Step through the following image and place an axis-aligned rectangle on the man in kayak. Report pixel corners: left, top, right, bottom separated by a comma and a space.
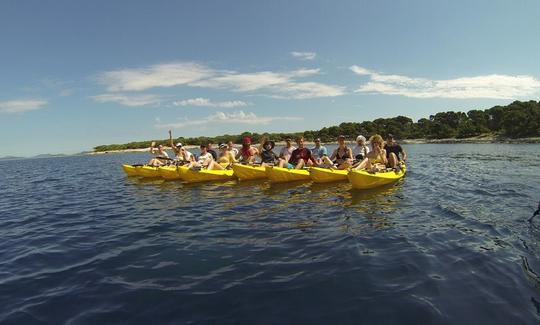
187, 144, 214, 169
277, 137, 296, 167
384, 134, 407, 171
322, 135, 353, 169
352, 135, 370, 162
310, 138, 328, 166
169, 130, 193, 164
236, 137, 258, 164
279, 136, 316, 169
148, 141, 170, 167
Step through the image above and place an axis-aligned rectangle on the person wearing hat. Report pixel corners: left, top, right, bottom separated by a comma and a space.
147, 141, 170, 167
207, 143, 237, 170
259, 139, 278, 166
169, 130, 193, 164
310, 138, 328, 166
352, 135, 370, 163
236, 137, 259, 164
353, 134, 388, 173
384, 134, 406, 171
187, 143, 214, 169
322, 135, 353, 169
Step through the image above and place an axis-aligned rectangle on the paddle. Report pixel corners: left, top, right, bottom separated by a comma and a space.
528, 200, 540, 222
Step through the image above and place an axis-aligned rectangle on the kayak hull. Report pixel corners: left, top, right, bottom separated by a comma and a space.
232, 164, 267, 181
348, 165, 406, 189
138, 166, 161, 178
183, 168, 236, 183
158, 166, 184, 180
309, 167, 349, 183
122, 164, 141, 176
265, 166, 311, 183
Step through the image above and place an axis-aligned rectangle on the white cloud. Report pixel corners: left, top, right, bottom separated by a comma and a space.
91, 94, 165, 107
291, 51, 317, 60
97, 62, 344, 99
0, 99, 47, 113
98, 62, 214, 92
350, 65, 540, 99
173, 97, 249, 108
156, 110, 302, 128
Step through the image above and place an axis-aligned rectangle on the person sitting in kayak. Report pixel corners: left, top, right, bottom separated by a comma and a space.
322, 135, 353, 169
353, 134, 388, 173
228, 141, 239, 157
279, 136, 316, 169
207, 143, 237, 170
236, 137, 258, 164
259, 139, 278, 166
207, 141, 218, 160
277, 137, 296, 167
352, 135, 370, 162
384, 134, 407, 171
187, 144, 214, 169
148, 141, 170, 167
168, 130, 193, 164
310, 138, 328, 166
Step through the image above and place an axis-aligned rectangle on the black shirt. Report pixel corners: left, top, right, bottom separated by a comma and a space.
384, 144, 403, 160
261, 150, 277, 163
208, 149, 218, 160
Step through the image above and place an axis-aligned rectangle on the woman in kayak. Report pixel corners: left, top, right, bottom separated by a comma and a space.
168, 130, 193, 164
207, 143, 237, 170
322, 135, 353, 169
259, 139, 278, 166
236, 137, 259, 164
187, 144, 214, 169
279, 136, 316, 169
352, 135, 370, 162
148, 141, 170, 167
353, 134, 388, 173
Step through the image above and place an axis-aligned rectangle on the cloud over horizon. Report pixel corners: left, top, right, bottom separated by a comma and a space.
290, 51, 317, 60
0, 99, 48, 113
156, 110, 302, 128
90, 94, 166, 107
173, 98, 249, 108
350, 65, 540, 99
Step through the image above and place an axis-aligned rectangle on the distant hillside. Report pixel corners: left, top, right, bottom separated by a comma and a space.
93, 100, 540, 152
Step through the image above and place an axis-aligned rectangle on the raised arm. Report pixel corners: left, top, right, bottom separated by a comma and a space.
150, 141, 156, 153
401, 146, 407, 161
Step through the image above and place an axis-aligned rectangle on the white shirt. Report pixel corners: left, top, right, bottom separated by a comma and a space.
230, 147, 239, 157
152, 149, 169, 158
279, 146, 296, 161
352, 144, 370, 159
197, 152, 213, 164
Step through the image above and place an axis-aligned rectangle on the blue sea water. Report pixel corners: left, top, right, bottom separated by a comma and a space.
1, 144, 540, 324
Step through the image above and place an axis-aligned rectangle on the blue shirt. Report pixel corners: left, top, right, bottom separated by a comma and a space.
310, 145, 327, 159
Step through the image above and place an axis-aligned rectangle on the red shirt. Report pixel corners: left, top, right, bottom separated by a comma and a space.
288, 148, 315, 165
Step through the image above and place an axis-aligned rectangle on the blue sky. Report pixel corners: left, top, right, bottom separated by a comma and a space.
1, 0, 540, 156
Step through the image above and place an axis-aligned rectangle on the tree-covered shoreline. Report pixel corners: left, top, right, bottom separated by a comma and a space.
94, 100, 540, 152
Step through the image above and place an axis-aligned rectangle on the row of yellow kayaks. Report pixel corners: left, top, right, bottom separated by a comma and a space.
122, 164, 406, 189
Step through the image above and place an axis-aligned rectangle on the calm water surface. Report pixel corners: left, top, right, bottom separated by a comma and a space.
1, 144, 540, 324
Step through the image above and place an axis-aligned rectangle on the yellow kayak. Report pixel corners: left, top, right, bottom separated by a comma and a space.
265, 166, 311, 183
138, 165, 161, 178
232, 164, 267, 181
183, 168, 236, 183
122, 164, 142, 176
158, 166, 184, 180
348, 165, 407, 189
309, 167, 349, 183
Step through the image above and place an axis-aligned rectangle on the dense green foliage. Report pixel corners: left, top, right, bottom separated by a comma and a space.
94, 100, 540, 151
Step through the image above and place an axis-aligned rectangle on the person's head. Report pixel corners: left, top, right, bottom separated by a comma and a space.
227, 141, 234, 148
338, 135, 346, 146
243, 137, 252, 147
314, 138, 321, 147
175, 142, 183, 149
207, 142, 214, 149
356, 135, 366, 146
263, 140, 275, 151
199, 144, 208, 153
370, 134, 384, 150
157, 144, 164, 151
285, 137, 292, 147
296, 136, 304, 148
219, 143, 228, 153
386, 134, 395, 145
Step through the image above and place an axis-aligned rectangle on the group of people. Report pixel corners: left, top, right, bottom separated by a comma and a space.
148, 131, 407, 173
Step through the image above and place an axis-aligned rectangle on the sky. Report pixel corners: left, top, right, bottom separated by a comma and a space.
1, 0, 540, 157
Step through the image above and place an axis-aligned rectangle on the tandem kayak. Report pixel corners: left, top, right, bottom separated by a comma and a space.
138, 165, 161, 178
182, 168, 236, 183
265, 166, 311, 183
231, 164, 267, 181
158, 166, 185, 180
309, 167, 349, 183
122, 164, 142, 176
348, 165, 406, 189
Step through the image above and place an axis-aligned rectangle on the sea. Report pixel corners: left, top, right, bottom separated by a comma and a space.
1, 144, 540, 324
